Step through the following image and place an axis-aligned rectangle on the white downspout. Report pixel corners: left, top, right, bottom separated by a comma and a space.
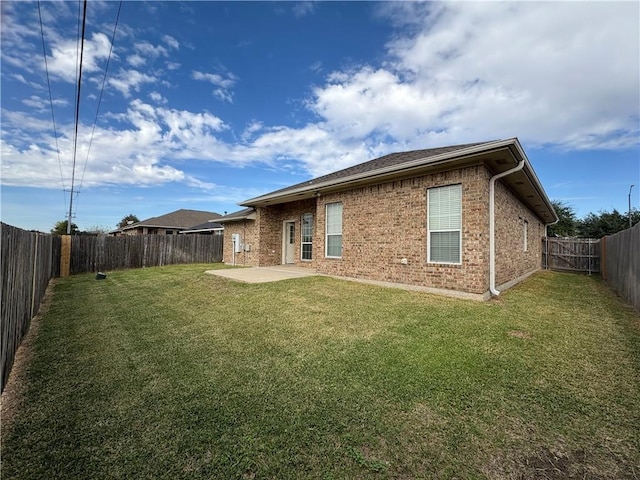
489, 159, 525, 296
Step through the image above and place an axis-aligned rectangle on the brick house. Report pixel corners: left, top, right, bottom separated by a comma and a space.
110, 209, 222, 236
217, 138, 557, 300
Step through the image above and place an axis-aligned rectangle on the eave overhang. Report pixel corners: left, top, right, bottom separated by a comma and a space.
240, 138, 558, 224
216, 210, 257, 223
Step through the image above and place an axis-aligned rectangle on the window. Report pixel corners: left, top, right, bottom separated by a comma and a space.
427, 184, 462, 264
301, 213, 313, 261
523, 220, 528, 252
325, 202, 342, 258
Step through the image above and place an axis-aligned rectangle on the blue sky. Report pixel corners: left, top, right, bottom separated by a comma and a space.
1, 1, 639, 232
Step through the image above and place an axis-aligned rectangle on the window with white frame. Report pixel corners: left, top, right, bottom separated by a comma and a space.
427, 184, 462, 264
301, 213, 313, 261
325, 202, 342, 258
523, 219, 528, 252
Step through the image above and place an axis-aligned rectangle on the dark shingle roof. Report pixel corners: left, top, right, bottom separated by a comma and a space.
216, 208, 256, 223
123, 209, 221, 230
262, 142, 489, 198
182, 221, 223, 232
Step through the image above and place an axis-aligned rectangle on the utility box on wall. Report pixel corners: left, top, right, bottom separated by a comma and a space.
231, 233, 242, 253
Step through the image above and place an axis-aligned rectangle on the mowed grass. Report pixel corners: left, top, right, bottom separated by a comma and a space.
2, 265, 639, 479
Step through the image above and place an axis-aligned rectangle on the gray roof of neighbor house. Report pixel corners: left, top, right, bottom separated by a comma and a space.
216, 208, 256, 223
121, 209, 222, 231
239, 138, 558, 224
180, 221, 224, 233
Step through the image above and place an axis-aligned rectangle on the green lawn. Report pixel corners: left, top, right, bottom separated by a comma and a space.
2, 265, 639, 479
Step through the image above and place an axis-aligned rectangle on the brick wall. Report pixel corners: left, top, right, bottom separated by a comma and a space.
229, 164, 546, 296
221, 219, 259, 266
310, 164, 491, 294
256, 199, 316, 267
494, 181, 544, 286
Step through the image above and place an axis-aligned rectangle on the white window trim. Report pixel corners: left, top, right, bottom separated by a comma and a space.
325, 202, 342, 259
301, 213, 313, 262
427, 184, 462, 265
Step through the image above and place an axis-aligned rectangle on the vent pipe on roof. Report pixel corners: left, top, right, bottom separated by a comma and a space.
489, 158, 525, 296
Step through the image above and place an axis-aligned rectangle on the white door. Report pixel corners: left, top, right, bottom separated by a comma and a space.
284, 221, 295, 264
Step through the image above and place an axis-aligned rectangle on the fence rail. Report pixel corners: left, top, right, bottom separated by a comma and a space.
2, 227, 223, 392
543, 237, 600, 273
70, 234, 223, 274
1, 223, 60, 392
601, 223, 640, 312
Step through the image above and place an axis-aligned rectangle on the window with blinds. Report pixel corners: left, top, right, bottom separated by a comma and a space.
427, 184, 462, 264
301, 213, 313, 260
325, 202, 342, 258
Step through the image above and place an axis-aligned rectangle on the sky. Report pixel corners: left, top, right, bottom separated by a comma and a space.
1, 1, 639, 233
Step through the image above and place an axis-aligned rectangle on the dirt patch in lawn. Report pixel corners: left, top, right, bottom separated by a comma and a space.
486, 446, 635, 480
1, 280, 56, 444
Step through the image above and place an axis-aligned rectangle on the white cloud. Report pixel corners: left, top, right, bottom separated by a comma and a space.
1, 100, 229, 189
192, 70, 237, 103
192, 70, 236, 89
149, 91, 167, 104
127, 54, 146, 67
46, 32, 113, 83
134, 41, 168, 59
307, 1, 639, 153
21, 95, 68, 110
108, 69, 157, 97
1, 1, 638, 194
162, 34, 179, 50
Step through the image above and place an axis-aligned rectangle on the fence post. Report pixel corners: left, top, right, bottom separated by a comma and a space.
60, 235, 71, 277
600, 237, 607, 280
31, 233, 39, 318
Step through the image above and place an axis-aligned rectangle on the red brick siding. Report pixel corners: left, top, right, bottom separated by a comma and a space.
310, 165, 491, 294
222, 219, 259, 266
494, 181, 544, 286
223, 164, 545, 296
256, 199, 317, 267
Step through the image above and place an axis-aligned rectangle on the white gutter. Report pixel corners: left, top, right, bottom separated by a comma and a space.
489, 157, 525, 296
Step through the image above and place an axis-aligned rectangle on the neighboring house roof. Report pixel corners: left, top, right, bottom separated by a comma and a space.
180, 221, 224, 233
240, 138, 557, 224
121, 209, 222, 231
216, 208, 257, 223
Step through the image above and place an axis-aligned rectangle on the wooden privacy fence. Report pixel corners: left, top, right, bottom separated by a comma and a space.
601, 223, 640, 312
542, 237, 600, 274
1, 223, 61, 392
69, 234, 223, 274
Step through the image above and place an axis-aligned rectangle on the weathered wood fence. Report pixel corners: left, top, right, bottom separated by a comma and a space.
69, 234, 223, 274
1, 223, 61, 392
2, 226, 223, 393
601, 223, 640, 312
542, 237, 601, 274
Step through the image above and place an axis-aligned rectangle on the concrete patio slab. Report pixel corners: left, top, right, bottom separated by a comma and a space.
205, 265, 318, 284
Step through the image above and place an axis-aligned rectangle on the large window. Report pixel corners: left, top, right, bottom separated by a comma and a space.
301, 213, 313, 261
427, 184, 462, 264
325, 202, 342, 258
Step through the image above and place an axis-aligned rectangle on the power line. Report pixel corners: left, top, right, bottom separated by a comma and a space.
67, 0, 87, 235
37, 0, 67, 213
78, 0, 123, 191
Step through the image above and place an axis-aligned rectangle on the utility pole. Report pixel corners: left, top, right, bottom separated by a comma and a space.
629, 184, 635, 229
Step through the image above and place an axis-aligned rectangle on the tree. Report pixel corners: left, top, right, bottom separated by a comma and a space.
577, 208, 640, 238
51, 220, 79, 235
547, 200, 578, 237
117, 214, 139, 228
84, 225, 110, 235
